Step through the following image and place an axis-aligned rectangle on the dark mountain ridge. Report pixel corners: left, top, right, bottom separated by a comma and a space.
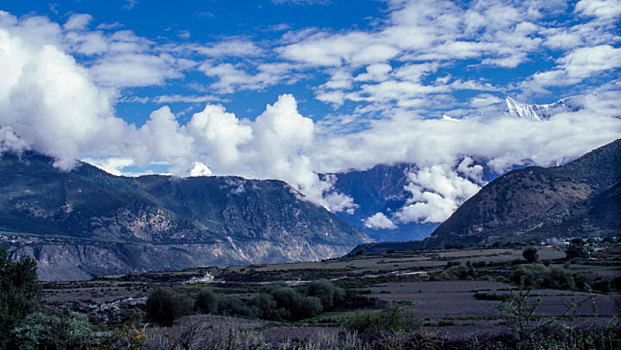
427, 138, 621, 246
351, 139, 620, 253
0, 151, 370, 280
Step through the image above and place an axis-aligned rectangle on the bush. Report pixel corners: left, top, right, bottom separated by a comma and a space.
218, 297, 257, 318
145, 288, 191, 326
305, 279, 344, 310
345, 303, 421, 333
472, 260, 487, 268
438, 264, 477, 280
523, 247, 539, 263
566, 243, 590, 259
270, 286, 323, 320
12, 310, 95, 350
545, 267, 574, 289
195, 288, 218, 314
0, 247, 41, 347
512, 264, 576, 290
249, 293, 284, 320
445, 260, 462, 269
512, 264, 549, 287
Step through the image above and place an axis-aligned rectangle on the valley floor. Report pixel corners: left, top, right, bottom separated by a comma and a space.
35, 243, 621, 349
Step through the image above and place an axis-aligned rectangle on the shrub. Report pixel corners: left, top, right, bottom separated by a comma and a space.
523, 247, 539, 263
248, 293, 283, 320
512, 264, 576, 290
269, 285, 323, 320
472, 260, 487, 268
566, 244, 590, 259
345, 304, 421, 333
592, 277, 612, 293
445, 260, 462, 269
512, 264, 549, 287
438, 264, 477, 280
145, 288, 191, 326
305, 279, 344, 310
12, 310, 95, 350
217, 297, 256, 318
0, 247, 41, 346
545, 267, 574, 289
195, 288, 218, 314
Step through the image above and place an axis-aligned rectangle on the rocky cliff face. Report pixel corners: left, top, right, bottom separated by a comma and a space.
0, 152, 370, 281
427, 139, 621, 246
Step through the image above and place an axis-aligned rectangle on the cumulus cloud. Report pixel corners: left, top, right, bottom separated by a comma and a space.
1, 4, 620, 227
277, 0, 620, 113
0, 27, 125, 169
364, 212, 397, 229
90, 53, 183, 87
82, 157, 134, 176
0, 25, 353, 211
523, 45, 621, 92
198, 62, 298, 93
190, 162, 212, 177
0, 126, 30, 154
395, 165, 481, 223
575, 0, 621, 19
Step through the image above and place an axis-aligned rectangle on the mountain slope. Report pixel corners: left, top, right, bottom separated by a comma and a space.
0, 152, 370, 280
329, 96, 586, 242
326, 163, 438, 242
427, 139, 621, 246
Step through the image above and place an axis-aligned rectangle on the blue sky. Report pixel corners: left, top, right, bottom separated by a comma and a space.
0, 0, 620, 227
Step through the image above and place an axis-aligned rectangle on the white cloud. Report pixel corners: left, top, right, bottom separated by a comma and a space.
354, 63, 392, 82
525, 45, 621, 89
82, 157, 134, 176
0, 126, 30, 154
190, 162, 212, 177
198, 62, 297, 93
311, 93, 621, 178
123, 0, 138, 10
64, 14, 92, 31
395, 165, 481, 223
187, 104, 253, 168
364, 212, 397, 229
470, 94, 502, 108
90, 53, 183, 88
575, 0, 621, 19
1, 4, 620, 226
152, 94, 220, 104
560, 45, 621, 79
189, 39, 263, 57
0, 27, 125, 169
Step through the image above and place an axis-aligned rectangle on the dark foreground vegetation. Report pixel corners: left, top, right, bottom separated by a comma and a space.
1, 238, 620, 349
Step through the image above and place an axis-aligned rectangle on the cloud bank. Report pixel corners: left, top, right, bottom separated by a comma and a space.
0, 1, 620, 226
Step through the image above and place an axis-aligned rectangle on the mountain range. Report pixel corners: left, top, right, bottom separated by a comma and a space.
0, 152, 370, 280
1, 96, 617, 280
352, 138, 620, 254
427, 138, 620, 246
329, 96, 584, 241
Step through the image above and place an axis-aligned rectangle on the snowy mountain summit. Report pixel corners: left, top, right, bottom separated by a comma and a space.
503, 96, 582, 121
462, 96, 585, 121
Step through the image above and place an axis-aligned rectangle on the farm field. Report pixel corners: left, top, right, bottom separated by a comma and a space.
33, 243, 621, 348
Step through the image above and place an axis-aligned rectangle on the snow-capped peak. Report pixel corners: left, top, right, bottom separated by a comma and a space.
504, 96, 583, 121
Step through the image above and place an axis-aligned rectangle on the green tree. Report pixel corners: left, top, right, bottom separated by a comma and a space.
12, 310, 95, 350
0, 246, 41, 347
145, 288, 191, 326
522, 247, 539, 263
306, 279, 344, 310
195, 288, 218, 314
566, 243, 590, 259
